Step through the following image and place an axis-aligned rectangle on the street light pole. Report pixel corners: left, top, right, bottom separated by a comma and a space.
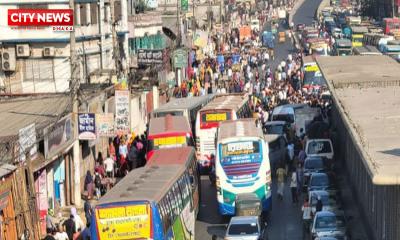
69, 0, 81, 208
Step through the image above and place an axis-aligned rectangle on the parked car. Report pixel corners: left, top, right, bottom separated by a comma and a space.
303, 157, 330, 190
265, 134, 287, 174
224, 216, 266, 240
310, 211, 350, 240
308, 190, 340, 216
305, 139, 334, 161
308, 172, 338, 196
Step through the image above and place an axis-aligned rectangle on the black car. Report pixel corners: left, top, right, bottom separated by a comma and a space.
303, 157, 330, 190
308, 172, 338, 197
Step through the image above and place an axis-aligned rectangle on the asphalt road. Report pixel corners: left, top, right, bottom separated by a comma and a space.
194, 0, 322, 239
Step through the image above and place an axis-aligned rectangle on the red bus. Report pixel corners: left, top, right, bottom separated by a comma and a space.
383, 18, 400, 35
146, 115, 194, 160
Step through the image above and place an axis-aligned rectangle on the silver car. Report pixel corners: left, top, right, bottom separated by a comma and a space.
224, 216, 265, 240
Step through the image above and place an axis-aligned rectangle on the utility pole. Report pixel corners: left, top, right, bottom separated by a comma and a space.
208, 0, 212, 31
70, 0, 81, 208
110, 0, 122, 79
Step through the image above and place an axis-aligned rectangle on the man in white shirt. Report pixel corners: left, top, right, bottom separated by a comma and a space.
104, 154, 115, 178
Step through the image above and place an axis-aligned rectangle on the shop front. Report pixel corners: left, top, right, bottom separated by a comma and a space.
0, 165, 18, 240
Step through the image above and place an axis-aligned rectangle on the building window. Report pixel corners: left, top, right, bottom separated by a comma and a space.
80, 4, 88, 26
114, 0, 122, 22
19, 4, 48, 9
90, 3, 98, 24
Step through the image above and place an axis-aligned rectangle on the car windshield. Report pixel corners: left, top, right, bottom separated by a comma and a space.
310, 194, 329, 206
228, 223, 259, 235
307, 141, 332, 154
272, 114, 294, 124
265, 124, 284, 135
310, 174, 329, 187
305, 159, 324, 169
316, 215, 346, 229
304, 71, 327, 86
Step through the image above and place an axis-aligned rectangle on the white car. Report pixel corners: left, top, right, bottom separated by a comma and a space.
305, 139, 334, 160
224, 216, 265, 240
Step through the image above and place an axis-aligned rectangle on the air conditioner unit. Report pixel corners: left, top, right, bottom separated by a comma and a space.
43, 47, 55, 57
1, 48, 16, 72
16, 44, 30, 57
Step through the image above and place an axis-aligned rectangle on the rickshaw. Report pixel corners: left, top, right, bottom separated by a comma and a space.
278, 31, 286, 43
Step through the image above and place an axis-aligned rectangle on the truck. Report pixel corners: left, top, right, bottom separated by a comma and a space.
350, 26, 368, 47
262, 31, 275, 49
334, 38, 352, 56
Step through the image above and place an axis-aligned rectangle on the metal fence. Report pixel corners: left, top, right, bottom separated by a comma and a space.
331, 103, 400, 240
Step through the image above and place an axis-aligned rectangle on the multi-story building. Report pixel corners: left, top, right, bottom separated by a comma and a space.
0, 0, 129, 94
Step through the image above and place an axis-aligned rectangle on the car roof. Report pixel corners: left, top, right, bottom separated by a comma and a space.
305, 156, 324, 161
311, 172, 328, 177
229, 216, 259, 224
315, 210, 336, 217
309, 190, 329, 196
265, 121, 286, 125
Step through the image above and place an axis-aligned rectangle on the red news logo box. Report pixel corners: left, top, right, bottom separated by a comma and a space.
8, 9, 73, 26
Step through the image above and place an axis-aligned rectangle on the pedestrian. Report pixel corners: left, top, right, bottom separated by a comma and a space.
296, 163, 304, 195
94, 171, 102, 199
290, 171, 298, 203
302, 197, 312, 237
84, 199, 92, 225
80, 223, 91, 240
46, 209, 56, 233
104, 153, 115, 178
316, 195, 323, 212
44, 228, 56, 240
71, 207, 85, 234
84, 171, 94, 200
62, 215, 75, 240
54, 224, 69, 240
276, 164, 286, 200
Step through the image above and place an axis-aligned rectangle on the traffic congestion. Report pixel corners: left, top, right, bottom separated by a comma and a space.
84, 0, 399, 239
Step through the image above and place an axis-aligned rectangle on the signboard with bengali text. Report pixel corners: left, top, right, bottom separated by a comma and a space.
115, 90, 130, 134
95, 204, 151, 240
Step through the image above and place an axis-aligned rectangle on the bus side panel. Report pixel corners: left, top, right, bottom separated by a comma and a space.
152, 203, 165, 240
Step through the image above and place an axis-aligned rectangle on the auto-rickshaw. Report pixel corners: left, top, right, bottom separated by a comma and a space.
235, 193, 262, 216
278, 31, 286, 43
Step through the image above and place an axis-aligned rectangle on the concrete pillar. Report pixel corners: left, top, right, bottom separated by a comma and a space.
75, 4, 81, 26
86, 3, 91, 25
99, 0, 106, 69
120, 0, 129, 73
152, 85, 159, 110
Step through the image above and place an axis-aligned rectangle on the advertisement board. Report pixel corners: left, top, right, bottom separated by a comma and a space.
115, 90, 130, 134
78, 113, 96, 140
95, 204, 151, 240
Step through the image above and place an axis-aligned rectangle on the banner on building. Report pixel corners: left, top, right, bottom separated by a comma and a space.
137, 49, 164, 65
96, 113, 115, 137
193, 30, 209, 48
19, 123, 37, 162
181, 0, 189, 12
173, 48, 188, 69
115, 90, 130, 134
78, 113, 96, 140
35, 169, 48, 235
44, 114, 74, 159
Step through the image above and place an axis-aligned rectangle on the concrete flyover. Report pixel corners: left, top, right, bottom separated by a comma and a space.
317, 55, 400, 240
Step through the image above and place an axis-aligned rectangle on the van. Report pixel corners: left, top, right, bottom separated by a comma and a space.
305, 139, 334, 160
265, 134, 287, 172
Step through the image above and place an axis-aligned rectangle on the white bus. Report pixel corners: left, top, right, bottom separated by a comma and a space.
195, 93, 251, 171
215, 119, 272, 215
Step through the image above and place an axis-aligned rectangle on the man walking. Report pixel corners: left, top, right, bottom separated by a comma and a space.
276, 163, 286, 200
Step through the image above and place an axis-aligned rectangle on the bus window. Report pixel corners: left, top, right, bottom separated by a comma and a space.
173, 183, 183, 212
155, 111, 184, 118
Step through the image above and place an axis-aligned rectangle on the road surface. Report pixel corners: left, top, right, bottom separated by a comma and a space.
194, 0, 322, 239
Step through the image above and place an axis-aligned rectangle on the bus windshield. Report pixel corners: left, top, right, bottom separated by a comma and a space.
154, 111, 184, 117
303, 71, 327, 87
307, 141, 332, 155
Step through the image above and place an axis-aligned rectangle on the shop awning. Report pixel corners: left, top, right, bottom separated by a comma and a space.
0, 164, 17, 179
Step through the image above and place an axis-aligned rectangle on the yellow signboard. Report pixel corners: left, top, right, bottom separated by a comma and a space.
305, 65, 320, 72
205, 113, 227, 122
154, 136, 186, 146
96, 205, 151, 240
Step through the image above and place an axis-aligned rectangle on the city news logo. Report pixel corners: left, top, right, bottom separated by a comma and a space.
8, 9, 74, 31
